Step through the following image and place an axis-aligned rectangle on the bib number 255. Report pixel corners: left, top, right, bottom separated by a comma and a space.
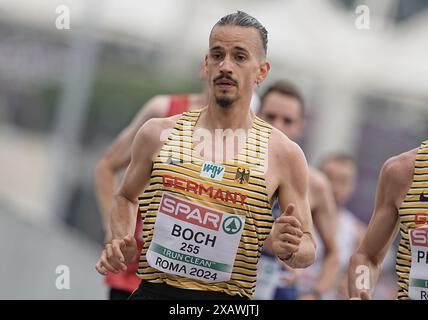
180, 242, 200, 254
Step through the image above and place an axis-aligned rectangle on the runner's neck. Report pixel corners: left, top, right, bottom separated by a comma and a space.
199, 104, 255, 132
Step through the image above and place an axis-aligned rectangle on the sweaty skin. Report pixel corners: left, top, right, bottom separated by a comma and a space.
348, 149, 416, 299
96, 24, 316, 276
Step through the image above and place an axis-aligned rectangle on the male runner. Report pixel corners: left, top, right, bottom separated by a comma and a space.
257, 80, 339, 300
95, 70, 260, 300
348, 142, 428, 300
319, 153, 365, 299
95, 11, 316, 300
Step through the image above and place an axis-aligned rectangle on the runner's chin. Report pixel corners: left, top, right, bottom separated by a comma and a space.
215, 91, 239, 108
216, 97, 234, 108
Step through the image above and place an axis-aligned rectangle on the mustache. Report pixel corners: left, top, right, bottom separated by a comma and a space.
213, 74, 238, 86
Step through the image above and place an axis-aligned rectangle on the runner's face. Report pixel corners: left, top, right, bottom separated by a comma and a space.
321, 160, 357, 207
206, 25, 268, 108
258, 92, 304, 141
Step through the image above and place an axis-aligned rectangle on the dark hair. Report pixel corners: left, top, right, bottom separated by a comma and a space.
212, 11, 268, 55
260, 80, 305, 116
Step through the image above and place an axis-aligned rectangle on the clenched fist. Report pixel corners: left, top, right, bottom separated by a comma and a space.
271, 204, 303, 262
95, 235, 137, 275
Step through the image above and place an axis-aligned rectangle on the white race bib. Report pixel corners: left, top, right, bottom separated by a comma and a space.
147, 192, 246, 282
408, 226, 428, 300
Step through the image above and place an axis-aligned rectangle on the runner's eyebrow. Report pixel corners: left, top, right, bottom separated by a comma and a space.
209, 46, 224, 52
209, 46, 249, 55
234, 46, 249, 55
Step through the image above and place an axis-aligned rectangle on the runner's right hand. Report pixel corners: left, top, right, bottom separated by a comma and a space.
271, 204, 303, 261
95, 235, 137, 275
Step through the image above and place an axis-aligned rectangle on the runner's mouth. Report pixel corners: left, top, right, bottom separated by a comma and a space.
214, 77, 237, 89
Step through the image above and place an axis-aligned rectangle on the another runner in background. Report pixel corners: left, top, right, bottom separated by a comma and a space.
257, 80, 339, 300
319, 153, 365, 299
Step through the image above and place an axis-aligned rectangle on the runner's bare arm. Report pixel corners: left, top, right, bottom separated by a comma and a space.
302, 170, 340, 298
271, 132, 316, 268
110, 117, 170, 240
94, 96, 169, 236
95, 117, 173, 275
348, 154, 412, 298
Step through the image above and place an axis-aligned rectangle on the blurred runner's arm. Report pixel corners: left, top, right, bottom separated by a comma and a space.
94, 96, 169, 236
303, 172, 340, 299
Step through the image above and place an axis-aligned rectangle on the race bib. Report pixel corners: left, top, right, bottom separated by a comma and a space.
408, 226, 428, 300
147, 192, 246, 282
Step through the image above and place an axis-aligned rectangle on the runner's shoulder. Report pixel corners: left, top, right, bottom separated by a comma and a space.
269, 127, 306, 163
133, 115, 181, 151
268, 127, 308, 178
381, 148, 417, 188
143, 94, 171, 117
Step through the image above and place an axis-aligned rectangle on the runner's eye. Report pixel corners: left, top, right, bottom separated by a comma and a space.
265, 113, 276, 121
235, 54, 247, 62
210, 52, 223, 61
282, 117, 296, 125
